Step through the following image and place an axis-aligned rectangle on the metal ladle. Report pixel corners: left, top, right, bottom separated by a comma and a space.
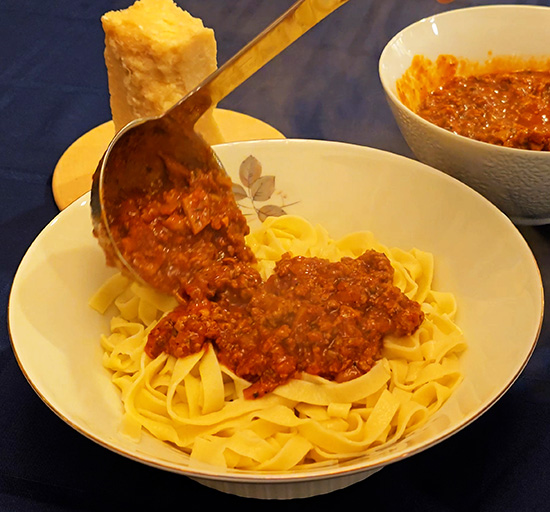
91, 0, 350, 290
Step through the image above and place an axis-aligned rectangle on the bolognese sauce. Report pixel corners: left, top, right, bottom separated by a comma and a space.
103, 156, 260, 302
99, 152, 424, 399
416, 69, 550, 150
146, 250, 424, 399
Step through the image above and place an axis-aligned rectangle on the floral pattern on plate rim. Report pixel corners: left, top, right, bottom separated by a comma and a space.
232, 154, 298, 223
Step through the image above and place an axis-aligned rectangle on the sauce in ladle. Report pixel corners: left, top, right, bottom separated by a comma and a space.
105, 155, 259, 302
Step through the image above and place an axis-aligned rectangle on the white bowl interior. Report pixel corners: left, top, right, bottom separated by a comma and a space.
8, 139, 543, 498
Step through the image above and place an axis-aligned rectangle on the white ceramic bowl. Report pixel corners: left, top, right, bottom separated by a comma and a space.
8, 139, 543, 499
379, 4, 550, 225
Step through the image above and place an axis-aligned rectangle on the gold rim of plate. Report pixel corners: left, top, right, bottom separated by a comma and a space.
51, 108, 286, 210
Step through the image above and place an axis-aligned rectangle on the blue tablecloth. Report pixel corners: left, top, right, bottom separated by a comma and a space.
1, 1, 549, 510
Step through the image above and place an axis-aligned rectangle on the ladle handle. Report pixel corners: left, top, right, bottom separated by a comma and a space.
168, 0, 350, 122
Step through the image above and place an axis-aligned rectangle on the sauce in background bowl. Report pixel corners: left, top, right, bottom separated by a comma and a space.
398, 54, 550, 150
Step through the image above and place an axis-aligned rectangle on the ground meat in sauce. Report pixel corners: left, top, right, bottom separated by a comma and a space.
98, 150, 425, 399
105, 158, 259, 302
146, 250, 424, 399
416, 70, 550, 150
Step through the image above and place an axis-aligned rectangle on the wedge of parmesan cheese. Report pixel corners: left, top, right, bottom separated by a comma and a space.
102, 0, 223, 143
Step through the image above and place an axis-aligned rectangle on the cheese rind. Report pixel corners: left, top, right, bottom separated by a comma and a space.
102, 0, 222, 143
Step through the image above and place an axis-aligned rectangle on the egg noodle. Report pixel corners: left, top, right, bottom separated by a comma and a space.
89, 215, 466, 471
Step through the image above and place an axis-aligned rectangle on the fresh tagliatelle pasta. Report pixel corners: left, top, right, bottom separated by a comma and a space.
89, 215, 466, 471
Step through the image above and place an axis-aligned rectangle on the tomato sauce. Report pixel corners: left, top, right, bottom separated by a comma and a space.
100, 151, 424, 399
105, 156, 259, 302
416, 70, 550, 150
146, 250, 424, 399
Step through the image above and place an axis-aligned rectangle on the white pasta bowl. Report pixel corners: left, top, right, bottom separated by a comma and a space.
379, 4, 550, 225
8, 139, 543, 499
